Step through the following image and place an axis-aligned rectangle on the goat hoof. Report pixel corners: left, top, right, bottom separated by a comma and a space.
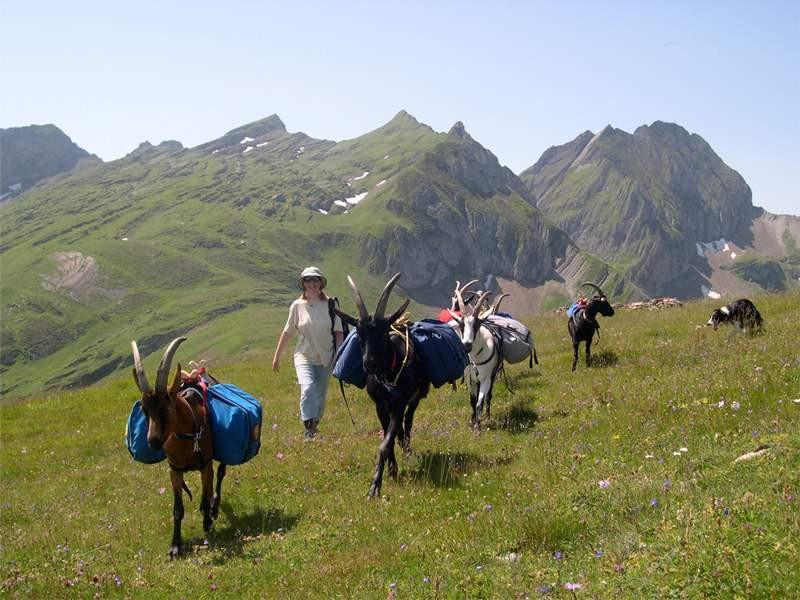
368, 485, 381, 499
388, 464, 398, 480
168, 545, 181, 559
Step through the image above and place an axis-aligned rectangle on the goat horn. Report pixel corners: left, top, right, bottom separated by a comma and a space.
580, 282, 607, 298
347, 275, 369, 321
155, 337, 187, 393
131, 341, 152, 395
458, 279, 479, 295
473, 290, 493, 317
488, 293, 509, 315
374, 272, 401, 319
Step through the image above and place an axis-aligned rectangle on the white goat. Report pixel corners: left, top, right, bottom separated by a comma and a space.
448, 281, 507, 428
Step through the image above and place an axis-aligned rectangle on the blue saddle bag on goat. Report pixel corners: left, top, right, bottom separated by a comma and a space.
332, 329, 368, 388
207, 384, 263, 465
409, 319, 469, 388
125, 400, 167, 464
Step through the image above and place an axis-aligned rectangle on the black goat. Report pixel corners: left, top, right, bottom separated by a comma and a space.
335, 273, 431, 498
706, 298, 763, 336
568, 282, 615, 371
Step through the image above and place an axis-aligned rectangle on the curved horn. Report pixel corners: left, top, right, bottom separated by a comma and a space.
473, 290, 493, 316
580, 282, 607, 298
479, 292, 508, 318
374, 272, 401, 319
155, 337, 186, 393
131, 341, 152, 395
347, 275, 369, 321
487, 293, 509, 315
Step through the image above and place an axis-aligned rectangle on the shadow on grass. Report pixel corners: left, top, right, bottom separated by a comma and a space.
588, 349, 618, 368
409, 450, 517, 488
495, 399, 539, 434
409, 451, 480, 488
184, 505, 301, 563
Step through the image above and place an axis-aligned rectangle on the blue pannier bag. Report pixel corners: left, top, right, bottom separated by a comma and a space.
332, 329, 367, 388
409, 319, 469, 388
567, 302, 579, 318
207, 384, 263, 465
125, 400, 166, 464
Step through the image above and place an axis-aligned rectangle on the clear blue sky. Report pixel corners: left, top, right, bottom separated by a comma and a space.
2, 1, 798, 215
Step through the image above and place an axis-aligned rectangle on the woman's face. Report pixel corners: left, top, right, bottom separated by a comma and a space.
302, 276, 323, 295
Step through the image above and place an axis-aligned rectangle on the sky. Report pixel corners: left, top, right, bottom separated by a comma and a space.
2, 1, 798, 215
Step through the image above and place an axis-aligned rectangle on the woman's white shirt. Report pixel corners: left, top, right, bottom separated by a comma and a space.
283, 298, 343, 367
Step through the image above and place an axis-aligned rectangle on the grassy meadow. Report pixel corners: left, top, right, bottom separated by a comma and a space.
1, 292, 799, 598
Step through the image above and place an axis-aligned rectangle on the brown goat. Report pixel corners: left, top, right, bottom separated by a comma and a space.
131, 337, 226, 559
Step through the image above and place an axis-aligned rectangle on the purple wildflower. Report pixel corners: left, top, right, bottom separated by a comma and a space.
594, 550, 603, 558
564, 582, 582, 590
554, 550, 563, 560
650, 498, 658, 507
598, 479, 611, 488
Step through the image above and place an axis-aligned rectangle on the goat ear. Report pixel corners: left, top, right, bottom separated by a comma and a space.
387, 299, 410, 324
335, 308, 359, 328
168, 363, 182, 397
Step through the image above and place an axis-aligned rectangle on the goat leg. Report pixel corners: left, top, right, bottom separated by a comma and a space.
211, 463, 226, 519
169, 470, 185, 559
572, 341, 579, 372
400, 395, 420, 456
369, 417, 400, 498
585, 337, 592, 367
200, 463, 214, 532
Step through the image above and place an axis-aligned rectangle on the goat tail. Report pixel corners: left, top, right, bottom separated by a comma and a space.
182, 481, 193, 502
533, 346, 539, 365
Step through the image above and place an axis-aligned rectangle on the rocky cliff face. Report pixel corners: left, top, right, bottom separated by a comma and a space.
520, 122, 755, 295
0, 124, 97, 200
359, 121, 572, 296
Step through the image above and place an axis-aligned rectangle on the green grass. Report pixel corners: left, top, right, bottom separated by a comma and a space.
2, 292, 798, 598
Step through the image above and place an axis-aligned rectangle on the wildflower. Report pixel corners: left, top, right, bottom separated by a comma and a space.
717, 400, 725, 408
564, 582, 582, 590
645, 453, 654, 459
614, 563, 624, 573
663, 479, 671, 491
399, 544, 407, 551
594, 550, 604, 558
672, 452, 682, 456
731, 401, 740, 410
271, 423, 278, 430
210, 583, 218, 591
650, 498, 658, 507
679, 447, 688, 453
388, 583, 397, 589
553, 551, 563, 560
114, 575, 122, 587
423, 576, 430, 584
159, 487, 166, 494
276, 452, 284, 460
723, 508, 730, 516
536, 584, 554, 594
485, 504, 493, 511
476, 564, 483, 571
598, 479, 611, 488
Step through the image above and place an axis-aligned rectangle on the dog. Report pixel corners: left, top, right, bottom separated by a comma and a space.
706, 298, 763, 336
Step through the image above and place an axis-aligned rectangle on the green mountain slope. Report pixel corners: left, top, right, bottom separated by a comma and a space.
1, 112, 593, 398
519, 122, 788, 297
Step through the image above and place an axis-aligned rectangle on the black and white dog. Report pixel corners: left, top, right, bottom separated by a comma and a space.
706, 298, 764, 335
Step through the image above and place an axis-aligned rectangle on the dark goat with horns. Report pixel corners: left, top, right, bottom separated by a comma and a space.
334, 273, 431, 498
131, 337, 227, 559
568, 282, 615, 372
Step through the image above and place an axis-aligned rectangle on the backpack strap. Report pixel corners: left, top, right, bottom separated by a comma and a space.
328, 297, 339, 356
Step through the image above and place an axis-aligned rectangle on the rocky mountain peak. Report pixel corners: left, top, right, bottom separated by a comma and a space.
447, 121, 468, 139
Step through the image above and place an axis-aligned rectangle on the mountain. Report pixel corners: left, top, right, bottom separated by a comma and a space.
520, 121, 799, 298
0, 111, 602, 398
0, 124, 99, 201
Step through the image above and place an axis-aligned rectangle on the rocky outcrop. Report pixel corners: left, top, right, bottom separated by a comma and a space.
0, 124, 98, 199
520, 122, 756, 296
